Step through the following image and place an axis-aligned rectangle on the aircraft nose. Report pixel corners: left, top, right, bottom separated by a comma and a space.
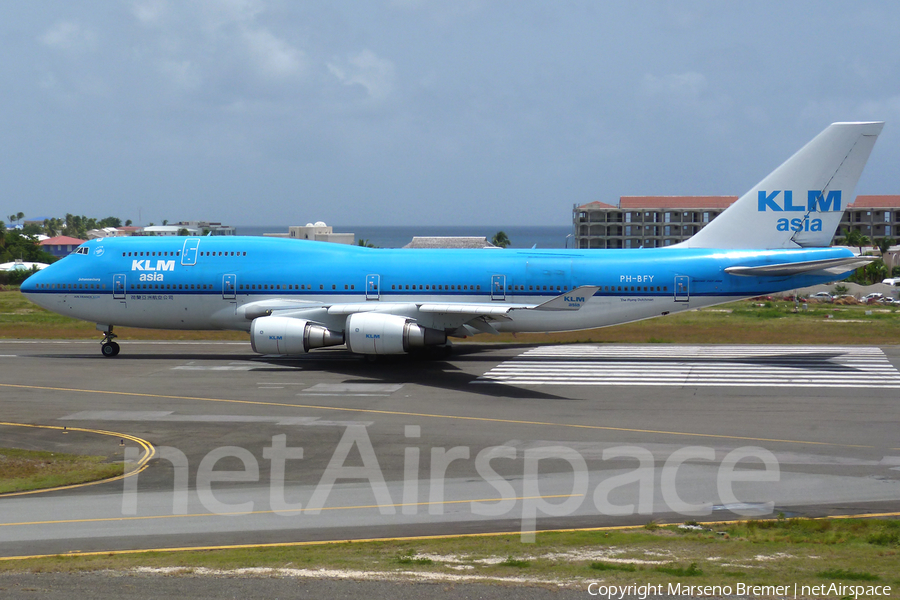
18, 265, 48, 297
19, 272, 37, 294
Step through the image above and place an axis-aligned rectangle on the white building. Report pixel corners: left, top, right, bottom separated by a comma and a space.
265, 222, 354, 245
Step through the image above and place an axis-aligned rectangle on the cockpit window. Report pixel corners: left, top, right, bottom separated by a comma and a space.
74, 246, 90, 255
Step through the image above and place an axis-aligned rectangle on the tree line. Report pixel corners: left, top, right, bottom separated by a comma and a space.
834, 232, 898, 285
6, 213, 130, 241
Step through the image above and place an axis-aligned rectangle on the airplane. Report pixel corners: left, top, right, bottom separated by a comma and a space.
21, 121, 882, 358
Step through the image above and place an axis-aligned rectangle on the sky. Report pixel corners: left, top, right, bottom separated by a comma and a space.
2, 1, 900, 228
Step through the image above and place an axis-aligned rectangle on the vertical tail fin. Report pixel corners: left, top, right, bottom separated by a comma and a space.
679, 121, 883, 249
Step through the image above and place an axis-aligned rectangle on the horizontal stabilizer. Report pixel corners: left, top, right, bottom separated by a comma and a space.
725, 256, 874, 277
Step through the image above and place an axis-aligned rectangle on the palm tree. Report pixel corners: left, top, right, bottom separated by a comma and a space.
876, 236, 897, 277
357, 238, 377, 248
875, 236, 895, 257
43, 219, 59, 237
491, 231, 511, 248
844, 229, 871, 255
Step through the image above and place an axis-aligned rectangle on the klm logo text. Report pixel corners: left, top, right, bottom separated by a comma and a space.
758, 190, 841, 234
757, 190, 841, 212
131, 260, 176, 272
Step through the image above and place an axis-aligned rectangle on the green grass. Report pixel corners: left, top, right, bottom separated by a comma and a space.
590, 561, 636, 572
2, 518, 900, 592
656, 562, 703, 576
0, 447, 125, 494
817, 568, 881, 581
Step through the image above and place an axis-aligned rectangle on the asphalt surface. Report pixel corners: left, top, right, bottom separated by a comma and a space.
1, 339, 899, 595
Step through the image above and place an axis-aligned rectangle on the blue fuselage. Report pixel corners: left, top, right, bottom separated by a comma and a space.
21, 236, 853, 333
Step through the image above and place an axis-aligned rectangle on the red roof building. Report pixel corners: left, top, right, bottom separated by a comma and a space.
39, 236, 87, 258
574, 194, 899, 249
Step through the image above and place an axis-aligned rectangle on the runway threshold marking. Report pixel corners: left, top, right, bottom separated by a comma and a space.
0, 382, 883, 450
3, 510, 900, 563
0, 493, 582, 528
477, 345, 900, 389
0, 422, 156, 497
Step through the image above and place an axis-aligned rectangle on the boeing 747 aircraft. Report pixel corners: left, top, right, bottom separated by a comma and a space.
21, 122, 882, 357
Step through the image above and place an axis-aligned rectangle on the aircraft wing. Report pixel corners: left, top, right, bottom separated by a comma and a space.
238, 286, 599, 332
725, 256, 874, 277
328, 285, 598, 316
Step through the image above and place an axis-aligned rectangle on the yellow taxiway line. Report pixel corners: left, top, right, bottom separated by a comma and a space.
0, 421, 155, 497
2, 510, 899, 562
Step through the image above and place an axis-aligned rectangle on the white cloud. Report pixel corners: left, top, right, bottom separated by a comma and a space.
38, 21, 98, 53
132, 0, 168, 26
158, 59, 202, 91
328, 50, 396, 100
242, 27, 305, 79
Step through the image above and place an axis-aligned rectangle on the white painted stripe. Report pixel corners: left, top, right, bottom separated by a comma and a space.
476, 345, 900, 389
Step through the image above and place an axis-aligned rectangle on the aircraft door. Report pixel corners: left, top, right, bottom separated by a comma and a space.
222, 274, 236, 300
181, 238, 201, 266
366, 274, 380, 300
491, 274, 506, 301
113, 274, 126, 299
674, 275, 690, 302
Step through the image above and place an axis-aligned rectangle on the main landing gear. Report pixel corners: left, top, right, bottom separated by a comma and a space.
99, 325, 120, 357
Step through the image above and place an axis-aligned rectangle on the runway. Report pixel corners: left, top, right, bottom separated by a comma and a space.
1, 339, 899, 559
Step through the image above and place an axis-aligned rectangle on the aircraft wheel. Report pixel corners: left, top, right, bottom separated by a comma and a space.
101, 342, 120, 357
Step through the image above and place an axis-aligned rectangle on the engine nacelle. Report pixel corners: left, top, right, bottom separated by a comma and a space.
345, 313, 446, 355
250, 316, 344, 355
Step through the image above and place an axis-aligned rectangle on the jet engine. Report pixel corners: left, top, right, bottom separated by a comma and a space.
250, 316, 344, 355
345, 313, 446, 355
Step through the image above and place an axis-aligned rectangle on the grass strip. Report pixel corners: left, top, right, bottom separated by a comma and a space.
2, 518, 899, 593
0, 447, 124, 494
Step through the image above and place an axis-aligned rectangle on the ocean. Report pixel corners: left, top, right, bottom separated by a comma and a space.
234, 225, 575, 249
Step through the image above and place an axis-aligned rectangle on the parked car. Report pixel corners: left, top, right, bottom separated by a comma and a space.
861, 292, 884, 304
810, 292, 833, 302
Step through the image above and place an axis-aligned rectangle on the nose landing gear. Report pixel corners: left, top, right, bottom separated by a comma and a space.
99, 325, 120, 357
